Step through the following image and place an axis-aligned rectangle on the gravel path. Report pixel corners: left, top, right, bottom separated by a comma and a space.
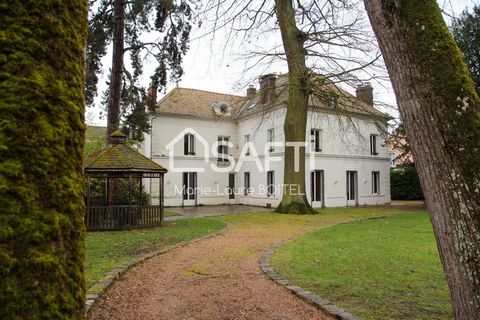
90, 218, 333, 320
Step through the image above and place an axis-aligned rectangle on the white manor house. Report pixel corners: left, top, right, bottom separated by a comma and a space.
141, 74, 391, 208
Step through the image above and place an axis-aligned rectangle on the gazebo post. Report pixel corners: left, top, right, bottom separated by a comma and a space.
139, 175, 143, 226
160, 174, 164, 225
86, 174, 91, 228
128, 173, 132, 230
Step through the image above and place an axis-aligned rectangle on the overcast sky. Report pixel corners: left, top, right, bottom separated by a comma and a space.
86, 0, 479, 126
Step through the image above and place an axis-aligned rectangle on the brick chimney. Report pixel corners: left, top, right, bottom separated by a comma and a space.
147, 84, 158, 110
356, 83, 374, 107
247, 85, 257, 99
259, 74, 276, 104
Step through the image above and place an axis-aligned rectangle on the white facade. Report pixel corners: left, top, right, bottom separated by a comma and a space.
141, 90, 391, 208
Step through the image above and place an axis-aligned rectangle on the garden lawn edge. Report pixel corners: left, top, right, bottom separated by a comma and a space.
86, 221, 230, 316
260, 216, 394, 320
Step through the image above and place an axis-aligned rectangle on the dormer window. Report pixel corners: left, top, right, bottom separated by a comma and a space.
184, 133, 195, 155
212, 102, 231, 116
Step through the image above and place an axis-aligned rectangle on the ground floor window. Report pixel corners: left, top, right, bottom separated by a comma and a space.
183, 172, 197, 200
267, 171, 275, 197
244, 172, 251, 196
346, 171, 357, 201
311, 170, 324, 202
372, 171, 380, 194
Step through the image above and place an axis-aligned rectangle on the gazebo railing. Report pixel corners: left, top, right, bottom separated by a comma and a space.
85, 205, 164, 231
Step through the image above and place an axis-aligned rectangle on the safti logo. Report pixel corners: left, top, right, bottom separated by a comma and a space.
165, 128, 316, 173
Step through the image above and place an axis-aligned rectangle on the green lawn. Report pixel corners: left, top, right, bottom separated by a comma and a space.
271, 212, 452, 320
164, 210, 179, 217
85, 218, 226, 289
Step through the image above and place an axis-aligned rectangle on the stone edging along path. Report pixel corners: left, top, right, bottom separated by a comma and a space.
85, 222, 231, 315
260, 241, 358, 320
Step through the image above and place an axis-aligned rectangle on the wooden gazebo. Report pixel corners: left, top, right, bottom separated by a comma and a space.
84, 131, 167, 231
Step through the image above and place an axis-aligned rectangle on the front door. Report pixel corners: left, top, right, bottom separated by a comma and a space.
228, 173, 235, 201
183, 172, 197, 206
346, 171, 358, 206
310, 170, 324, 208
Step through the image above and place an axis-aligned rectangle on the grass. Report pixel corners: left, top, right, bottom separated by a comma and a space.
85, 217, 226, 290
164, 210, 179, 217
219, 206, 418, 234
271, 212, 452, 320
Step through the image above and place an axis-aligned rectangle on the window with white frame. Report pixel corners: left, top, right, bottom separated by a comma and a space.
370, 134, 378, 155
217, 136, 229, 161
310, 129, 322, 152
372, 171, 380, 194
267, 128, 275, 152
244, 134, 250, 156
267, 170, 275, 197
184, 133, 195, 155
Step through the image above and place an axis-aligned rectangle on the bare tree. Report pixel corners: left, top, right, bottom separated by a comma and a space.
201, 0, 387, 213
364, 0, 480, 318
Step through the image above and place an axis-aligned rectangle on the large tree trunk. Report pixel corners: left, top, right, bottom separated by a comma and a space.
274, 0, 316, 214
107, 0, 125, 143
364, 1, 480, 318
0, 1, 87, 319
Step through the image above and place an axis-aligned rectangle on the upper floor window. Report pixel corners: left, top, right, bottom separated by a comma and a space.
244, 134, 250, 156
370, 134, 378, 155
267, 128, 275, 152
310, 129, 322, 152
390, 153, 396, 168
218, 136, 229, 161
184, 133, 195, 155
372, 171, 380, 194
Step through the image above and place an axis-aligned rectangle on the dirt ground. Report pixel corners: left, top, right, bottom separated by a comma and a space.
89, 217, 334, 320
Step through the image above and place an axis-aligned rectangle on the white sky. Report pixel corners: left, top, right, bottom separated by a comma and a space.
86, 0, 478, 126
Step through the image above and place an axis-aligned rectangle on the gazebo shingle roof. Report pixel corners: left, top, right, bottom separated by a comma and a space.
84, 134, 167, 173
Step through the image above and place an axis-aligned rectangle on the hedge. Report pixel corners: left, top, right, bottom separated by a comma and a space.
390, 165, 425, 200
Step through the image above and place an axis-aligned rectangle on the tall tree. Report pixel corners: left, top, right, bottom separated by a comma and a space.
451, 5, 480, 90
364, 1, 480, 318
87, 0, 194, 143
0, 1, 88, 318
274, 0, 315, 214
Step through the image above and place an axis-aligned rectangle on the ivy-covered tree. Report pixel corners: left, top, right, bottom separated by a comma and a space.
364, 0, 480, 318
0, 1, 87, 318
86, 0, 194, 143
451, 5, 480, 90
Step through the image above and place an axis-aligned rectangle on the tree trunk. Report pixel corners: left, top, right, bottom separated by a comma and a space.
0, 1, 87, 319
107, 0, 125, 143
364, 1, 480, 318
274, 0, 316, 214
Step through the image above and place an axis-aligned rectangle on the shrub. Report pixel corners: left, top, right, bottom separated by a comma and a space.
390, 164, 424, 200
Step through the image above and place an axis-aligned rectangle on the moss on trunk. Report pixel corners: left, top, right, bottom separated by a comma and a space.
0, 1, 88, 318
364, 0, 480, 318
